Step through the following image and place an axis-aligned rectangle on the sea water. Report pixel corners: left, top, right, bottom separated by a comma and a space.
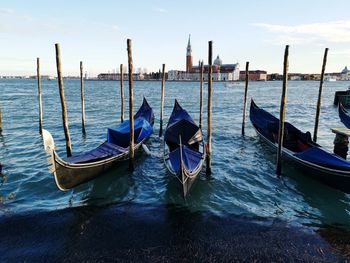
0, 79, 350, 260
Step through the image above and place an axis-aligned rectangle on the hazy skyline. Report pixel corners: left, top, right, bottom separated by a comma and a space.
1, 0, 350, 77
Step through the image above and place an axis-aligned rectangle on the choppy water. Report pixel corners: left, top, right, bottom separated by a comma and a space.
1, 79, 350, 230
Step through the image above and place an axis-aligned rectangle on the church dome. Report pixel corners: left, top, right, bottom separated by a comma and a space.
341, 66, 349, 74
213, 55, 222, 66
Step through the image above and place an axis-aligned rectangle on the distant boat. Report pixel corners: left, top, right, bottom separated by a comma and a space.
163, 100, 206, 197
225, 82, 242, 88
325, 76, 337, 82
43, 97, 154, 191
250, 99, 350, 194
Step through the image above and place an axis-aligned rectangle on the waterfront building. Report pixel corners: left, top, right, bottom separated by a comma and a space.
239, 70, 267, 81
167, 70, 188, 81
97, 73, 145, 80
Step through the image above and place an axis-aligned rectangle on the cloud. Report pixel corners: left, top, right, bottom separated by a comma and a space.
252, 21, 350, 44
330, 49, 350, 56
153, 7, 168, 13
266, 35, 317, 46
111, 25, 119, 31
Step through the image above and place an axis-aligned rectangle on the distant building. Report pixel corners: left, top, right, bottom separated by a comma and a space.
289, 74, 302, 81
186, 35, 193, 73
240, 70, 267, 81
97, 73, 144, 80
168, 70, 188, 81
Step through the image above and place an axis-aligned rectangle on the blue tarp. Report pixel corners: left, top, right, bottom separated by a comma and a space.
64, 98, 154, 164
167, 100, 196, 127
165, 119, 201, 146
107, 117, 153, 148
294, 147, 350, 171
135, 98, 154, 124
250, 99, 350, 171
165, 100, 201, 146
169, 145, 203, 173
250, 99, 313, 145
66, 142, 127, 164
165, 100, 204, 174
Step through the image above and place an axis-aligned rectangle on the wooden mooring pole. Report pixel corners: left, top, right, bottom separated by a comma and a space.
199, 61, 204, 130
127, 39, 134, 171
159, 64, 165, 137
80, 61, 86, 134
37, 57, 43, 135
276, 45, 289, 175
0, 105, 2, 132
241, 61, 249, 136
313, 48, 329, 143
206, 41, 213, 175
55, 43, 72, 157
120, 64, 124, 123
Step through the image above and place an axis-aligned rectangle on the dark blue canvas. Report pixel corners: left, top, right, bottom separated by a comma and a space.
250, 99, 350, 172
165, 100, 204, 175
65, 98, 154, 164
107, 117, 153, 148
167, 100, 196, 128
250, 99, 313, 145
66, 142, 127, 164
135, 97, 155, 125
294, 147, 350, 171
169, 145, 203, 173
164, 100, 201, 146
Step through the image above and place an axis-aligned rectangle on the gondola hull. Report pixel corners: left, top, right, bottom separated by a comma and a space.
250, 99, 350, 193
334, 90, 350, 107
43, 98, 154, 190
163, 100, 206, 197
47, 138, 145, 191
338, 103, 350, 129
254, 127, 350, 193
164, 144, 205, 197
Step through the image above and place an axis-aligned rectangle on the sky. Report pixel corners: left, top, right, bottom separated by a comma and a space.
0, 0, 350, 76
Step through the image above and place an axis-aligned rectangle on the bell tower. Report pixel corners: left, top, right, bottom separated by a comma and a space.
186, 34, 193, 73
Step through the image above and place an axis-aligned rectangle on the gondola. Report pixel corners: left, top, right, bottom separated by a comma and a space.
338, 103, 350, 129
334, 89, 350, 107
163, 100, 205, 197
250, 99, 350, 193
43, 97, 154, 191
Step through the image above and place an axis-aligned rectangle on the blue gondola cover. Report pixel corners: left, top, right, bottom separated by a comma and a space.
294, 147, 350, 171
65, 98, 154, 164
165, 100, 202, 146
169, 145, 203, 173
250, 99, 350, 194
66, 142, 127, 164
107, 117, 153, 148
164, 100, 204, 178
250, 99, 350, 171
